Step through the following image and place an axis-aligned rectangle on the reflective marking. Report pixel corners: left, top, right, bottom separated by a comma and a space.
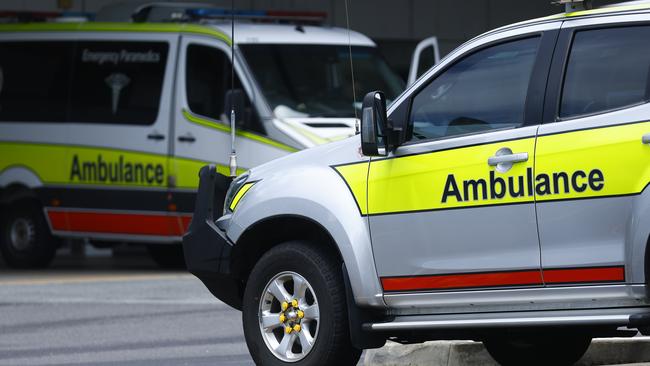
47, 210, 191, 236
381, 266, 625, 292
229, 182, 256, 211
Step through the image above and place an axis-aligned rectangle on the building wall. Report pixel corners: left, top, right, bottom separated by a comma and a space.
0, 0, 612, 79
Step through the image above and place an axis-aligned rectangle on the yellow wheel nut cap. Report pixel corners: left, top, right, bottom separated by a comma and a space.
297, 310, 304, 319
293, 324, 301, 332
285, 326, 293, 334
281, 302, 289, 311
291, 299, 299, 308
279, 314, 286, 323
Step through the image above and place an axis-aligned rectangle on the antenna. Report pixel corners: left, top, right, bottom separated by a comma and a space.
229, 0, 238, 177
344, 0, 360, 135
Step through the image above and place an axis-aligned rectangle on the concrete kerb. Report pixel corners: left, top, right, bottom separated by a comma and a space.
363, 338, 650, 366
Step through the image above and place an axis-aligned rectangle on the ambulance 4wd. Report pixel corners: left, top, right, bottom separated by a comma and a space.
184, 2, 650, 365
0, 6, 404, 268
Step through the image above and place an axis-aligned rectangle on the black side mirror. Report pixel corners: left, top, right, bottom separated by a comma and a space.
224, 89, 245, 128
361, 91, 389, 156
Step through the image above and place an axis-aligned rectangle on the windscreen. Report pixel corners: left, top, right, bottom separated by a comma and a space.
240, 44, 404, 118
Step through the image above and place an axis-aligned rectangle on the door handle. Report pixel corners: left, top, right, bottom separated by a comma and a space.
147, 133, 165, 141
488, 153, 529, 166
642, 133, 650, 144
178, 135, 196, 143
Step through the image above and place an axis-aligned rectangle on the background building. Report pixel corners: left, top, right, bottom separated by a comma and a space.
0, 0, 616, 80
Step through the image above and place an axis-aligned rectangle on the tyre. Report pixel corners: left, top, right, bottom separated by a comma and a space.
242, 241, 362, 366
0, 202, 58, 268
483, 332, 592, 366
146, 244, 186, 269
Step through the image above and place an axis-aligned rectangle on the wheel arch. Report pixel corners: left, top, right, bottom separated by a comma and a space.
231, 214, 344, 285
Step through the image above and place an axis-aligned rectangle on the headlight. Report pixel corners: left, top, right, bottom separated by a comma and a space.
223, 173, 249, 215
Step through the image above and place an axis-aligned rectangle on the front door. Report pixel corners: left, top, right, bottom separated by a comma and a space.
369, 34, 550, 304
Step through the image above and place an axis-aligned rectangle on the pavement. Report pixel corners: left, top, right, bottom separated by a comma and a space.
0, 248, 253, 366
1, 248, 650, 366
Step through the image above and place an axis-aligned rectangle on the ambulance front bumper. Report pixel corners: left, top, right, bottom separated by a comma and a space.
182, 165, 242, 310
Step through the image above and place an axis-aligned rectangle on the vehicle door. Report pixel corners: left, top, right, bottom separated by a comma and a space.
535, 15, 650, 286
170, 35, 287, 229
369, 25, 558, 308
63, 33, 177, 239
407, 36, 441, 86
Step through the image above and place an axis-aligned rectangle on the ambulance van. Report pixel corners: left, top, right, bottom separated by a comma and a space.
0, 6, 404, 268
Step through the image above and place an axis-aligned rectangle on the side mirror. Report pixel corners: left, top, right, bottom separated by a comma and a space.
224, 89, 245, 128
361, 91, 388, 156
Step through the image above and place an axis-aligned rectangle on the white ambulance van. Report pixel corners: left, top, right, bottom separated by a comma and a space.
0, 6, 404, 268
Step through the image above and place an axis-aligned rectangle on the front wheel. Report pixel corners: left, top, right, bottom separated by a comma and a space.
483, 332, 592, 366
242, 241, 362, 366
0, 202, 58, 268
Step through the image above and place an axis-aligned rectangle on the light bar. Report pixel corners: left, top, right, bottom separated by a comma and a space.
185, 8, 327, 24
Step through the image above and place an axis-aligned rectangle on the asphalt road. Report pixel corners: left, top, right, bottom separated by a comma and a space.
0, 250, 253, 366
2, 249, 650, 366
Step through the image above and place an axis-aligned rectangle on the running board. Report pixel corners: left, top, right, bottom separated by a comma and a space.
364, 307, 650, 332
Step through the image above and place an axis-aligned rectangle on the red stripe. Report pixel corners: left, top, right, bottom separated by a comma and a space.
381, 266, 626, 292
47, 211, 68, 231
543, 266, 625, 284
381, 270, 543, 292
47, 211, 192, 236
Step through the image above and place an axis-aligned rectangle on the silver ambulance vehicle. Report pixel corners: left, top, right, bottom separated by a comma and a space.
184, 1, 650, 365
0, 6, 404, 268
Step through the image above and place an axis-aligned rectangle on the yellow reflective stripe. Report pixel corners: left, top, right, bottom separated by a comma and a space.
0, 22, 231, 45
0, 141, 245, 189
536, 121, 650, 201
229, 181, 256, 211
333, 162, 369, 215
182, 109, 298, 153
366, 138, 536, 215
173, 156, 246, 189
335, 121, 650, 217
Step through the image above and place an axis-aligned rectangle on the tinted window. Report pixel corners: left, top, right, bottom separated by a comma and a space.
69, 41, 168, 125
0, 42, 73, 122
186, 44, 228, 120
408, 37, 539, 141
185, 44, 263, 134
240, 44, 404, 118
561, 26, 650, 118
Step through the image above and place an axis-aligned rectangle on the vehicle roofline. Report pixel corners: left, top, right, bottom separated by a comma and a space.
0, 22, 231, 44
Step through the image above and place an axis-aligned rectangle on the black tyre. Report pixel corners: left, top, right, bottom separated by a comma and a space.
0, 202, 58, 268
242, 241, 362, 366
483, 332, 592, 366
147, 244, 186, 269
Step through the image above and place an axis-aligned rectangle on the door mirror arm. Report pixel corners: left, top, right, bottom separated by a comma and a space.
360, 91, 403, 156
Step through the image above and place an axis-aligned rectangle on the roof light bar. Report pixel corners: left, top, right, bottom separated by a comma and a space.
185, 8, 327, 25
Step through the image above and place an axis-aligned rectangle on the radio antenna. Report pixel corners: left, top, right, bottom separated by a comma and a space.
229, 0, 238, 177
344, 0, 359, 134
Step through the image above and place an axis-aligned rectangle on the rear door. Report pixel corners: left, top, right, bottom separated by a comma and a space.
370, 25, 558, 308
536, 15, 650, 286
61, 33, 178, 240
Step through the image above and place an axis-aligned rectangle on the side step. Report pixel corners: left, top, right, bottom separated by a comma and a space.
364, 307, 650, 332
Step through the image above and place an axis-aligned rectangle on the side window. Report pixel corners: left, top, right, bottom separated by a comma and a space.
185, 44, 264, 134
0, 41, 73, 122
560, 26, 650, 118
69, 41, 168, 125
408, 37, 540, 141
